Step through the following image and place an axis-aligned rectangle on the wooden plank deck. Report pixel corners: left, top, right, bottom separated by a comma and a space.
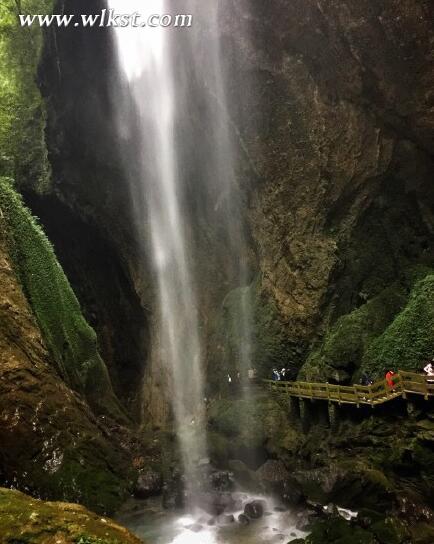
263, 370, 434, 406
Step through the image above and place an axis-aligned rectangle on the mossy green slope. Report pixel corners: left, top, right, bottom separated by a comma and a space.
299, 284, 407, 382
0, 487, 142, 544
362, 274, 434, 376
0, 177, 123, 418
300, 268, 434, 382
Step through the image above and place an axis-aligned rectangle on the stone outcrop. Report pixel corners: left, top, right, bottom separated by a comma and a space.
218, 0, 434, 374
0, 487, 142, 544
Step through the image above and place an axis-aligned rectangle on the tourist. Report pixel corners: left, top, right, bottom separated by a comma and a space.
360, 373, 373, 386
281, 368, 286, 379
272, 368, 280, 381
385, 370, 396, 390
424, 360, 434, 383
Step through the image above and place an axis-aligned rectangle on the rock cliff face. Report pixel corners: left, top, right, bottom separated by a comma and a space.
33, 0, 151, 414
0, 186, 134, 514
218, 0, 434, 377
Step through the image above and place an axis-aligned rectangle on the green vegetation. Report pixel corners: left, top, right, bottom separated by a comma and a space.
300, 267, 434, 382
297, 515, 433, 544
362, 273, 434, 376
0, 177, 123, 417
300, 284, 407, 382
76, 536, 120, 544
0, 488, 141, 543
219, 278, 299, 381
0, 0, 53, 191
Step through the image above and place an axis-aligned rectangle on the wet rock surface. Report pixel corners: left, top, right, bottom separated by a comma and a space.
218, 0, 434, 378
0, 217, 134, 514
244, 499, 266, 519
0, 487, 142, 544
134, 469, 163, 499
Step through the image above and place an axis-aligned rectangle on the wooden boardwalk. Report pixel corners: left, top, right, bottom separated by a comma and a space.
264, 371, 434, 407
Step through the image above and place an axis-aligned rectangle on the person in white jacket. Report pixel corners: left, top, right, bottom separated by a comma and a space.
423, 360, 434, 382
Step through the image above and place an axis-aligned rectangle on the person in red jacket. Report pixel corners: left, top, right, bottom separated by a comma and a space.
385, 370, 396, 390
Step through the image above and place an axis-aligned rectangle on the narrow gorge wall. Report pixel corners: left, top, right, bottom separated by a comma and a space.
217, 0, 434, 379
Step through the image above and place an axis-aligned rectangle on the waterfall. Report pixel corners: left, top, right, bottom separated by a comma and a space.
109, 0, 207, 504
109, 0, 253, 505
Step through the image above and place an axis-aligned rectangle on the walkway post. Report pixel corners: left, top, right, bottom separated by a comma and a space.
288, 395, 300, 423
328, 402, 340, 431
299, 399, 312, 433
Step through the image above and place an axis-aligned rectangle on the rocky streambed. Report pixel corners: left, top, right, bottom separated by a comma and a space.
116, 492, 308, 544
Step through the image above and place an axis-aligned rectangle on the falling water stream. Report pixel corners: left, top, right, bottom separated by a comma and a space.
109, 0, 207, 503
108, 1, 278, 541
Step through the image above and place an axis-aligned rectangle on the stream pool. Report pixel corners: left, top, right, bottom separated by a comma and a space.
117, 493, 308, 544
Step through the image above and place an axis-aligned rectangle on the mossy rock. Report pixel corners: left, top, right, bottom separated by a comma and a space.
409, 522, 434, 544
0, 0, 53, 191
363, 274, 434, 376
208, 398, 266, 450
0, 488, 142, 543
371, 517, 410, 544
0, 177, 124, 420
214, 278, 302, 385
305, 518, 377, 544
300, 284, 407, 382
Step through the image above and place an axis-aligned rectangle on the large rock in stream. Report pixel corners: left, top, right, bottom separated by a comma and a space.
244, 499, 266, 519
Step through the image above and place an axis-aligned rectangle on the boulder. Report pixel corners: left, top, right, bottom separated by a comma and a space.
244, 500, 266, 519
209, 469, 235, 491
256, 460, 289, 489
238, 513, 250, 525
134, 469, 162, 499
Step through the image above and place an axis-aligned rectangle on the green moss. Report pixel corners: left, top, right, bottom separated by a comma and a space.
409, 523, 434, 544
305, 518, 377, 544
0, 488, 141, 543
300, 284, 407, 381
300, 267, 434, 382
0, 177, 123, 418
362, 274, 434, 376
371, 517, 410, 544
218, 278, 301, 381
0, 1, 53, 191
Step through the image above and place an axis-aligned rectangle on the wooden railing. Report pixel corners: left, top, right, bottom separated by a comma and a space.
263, 371, 434, 406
